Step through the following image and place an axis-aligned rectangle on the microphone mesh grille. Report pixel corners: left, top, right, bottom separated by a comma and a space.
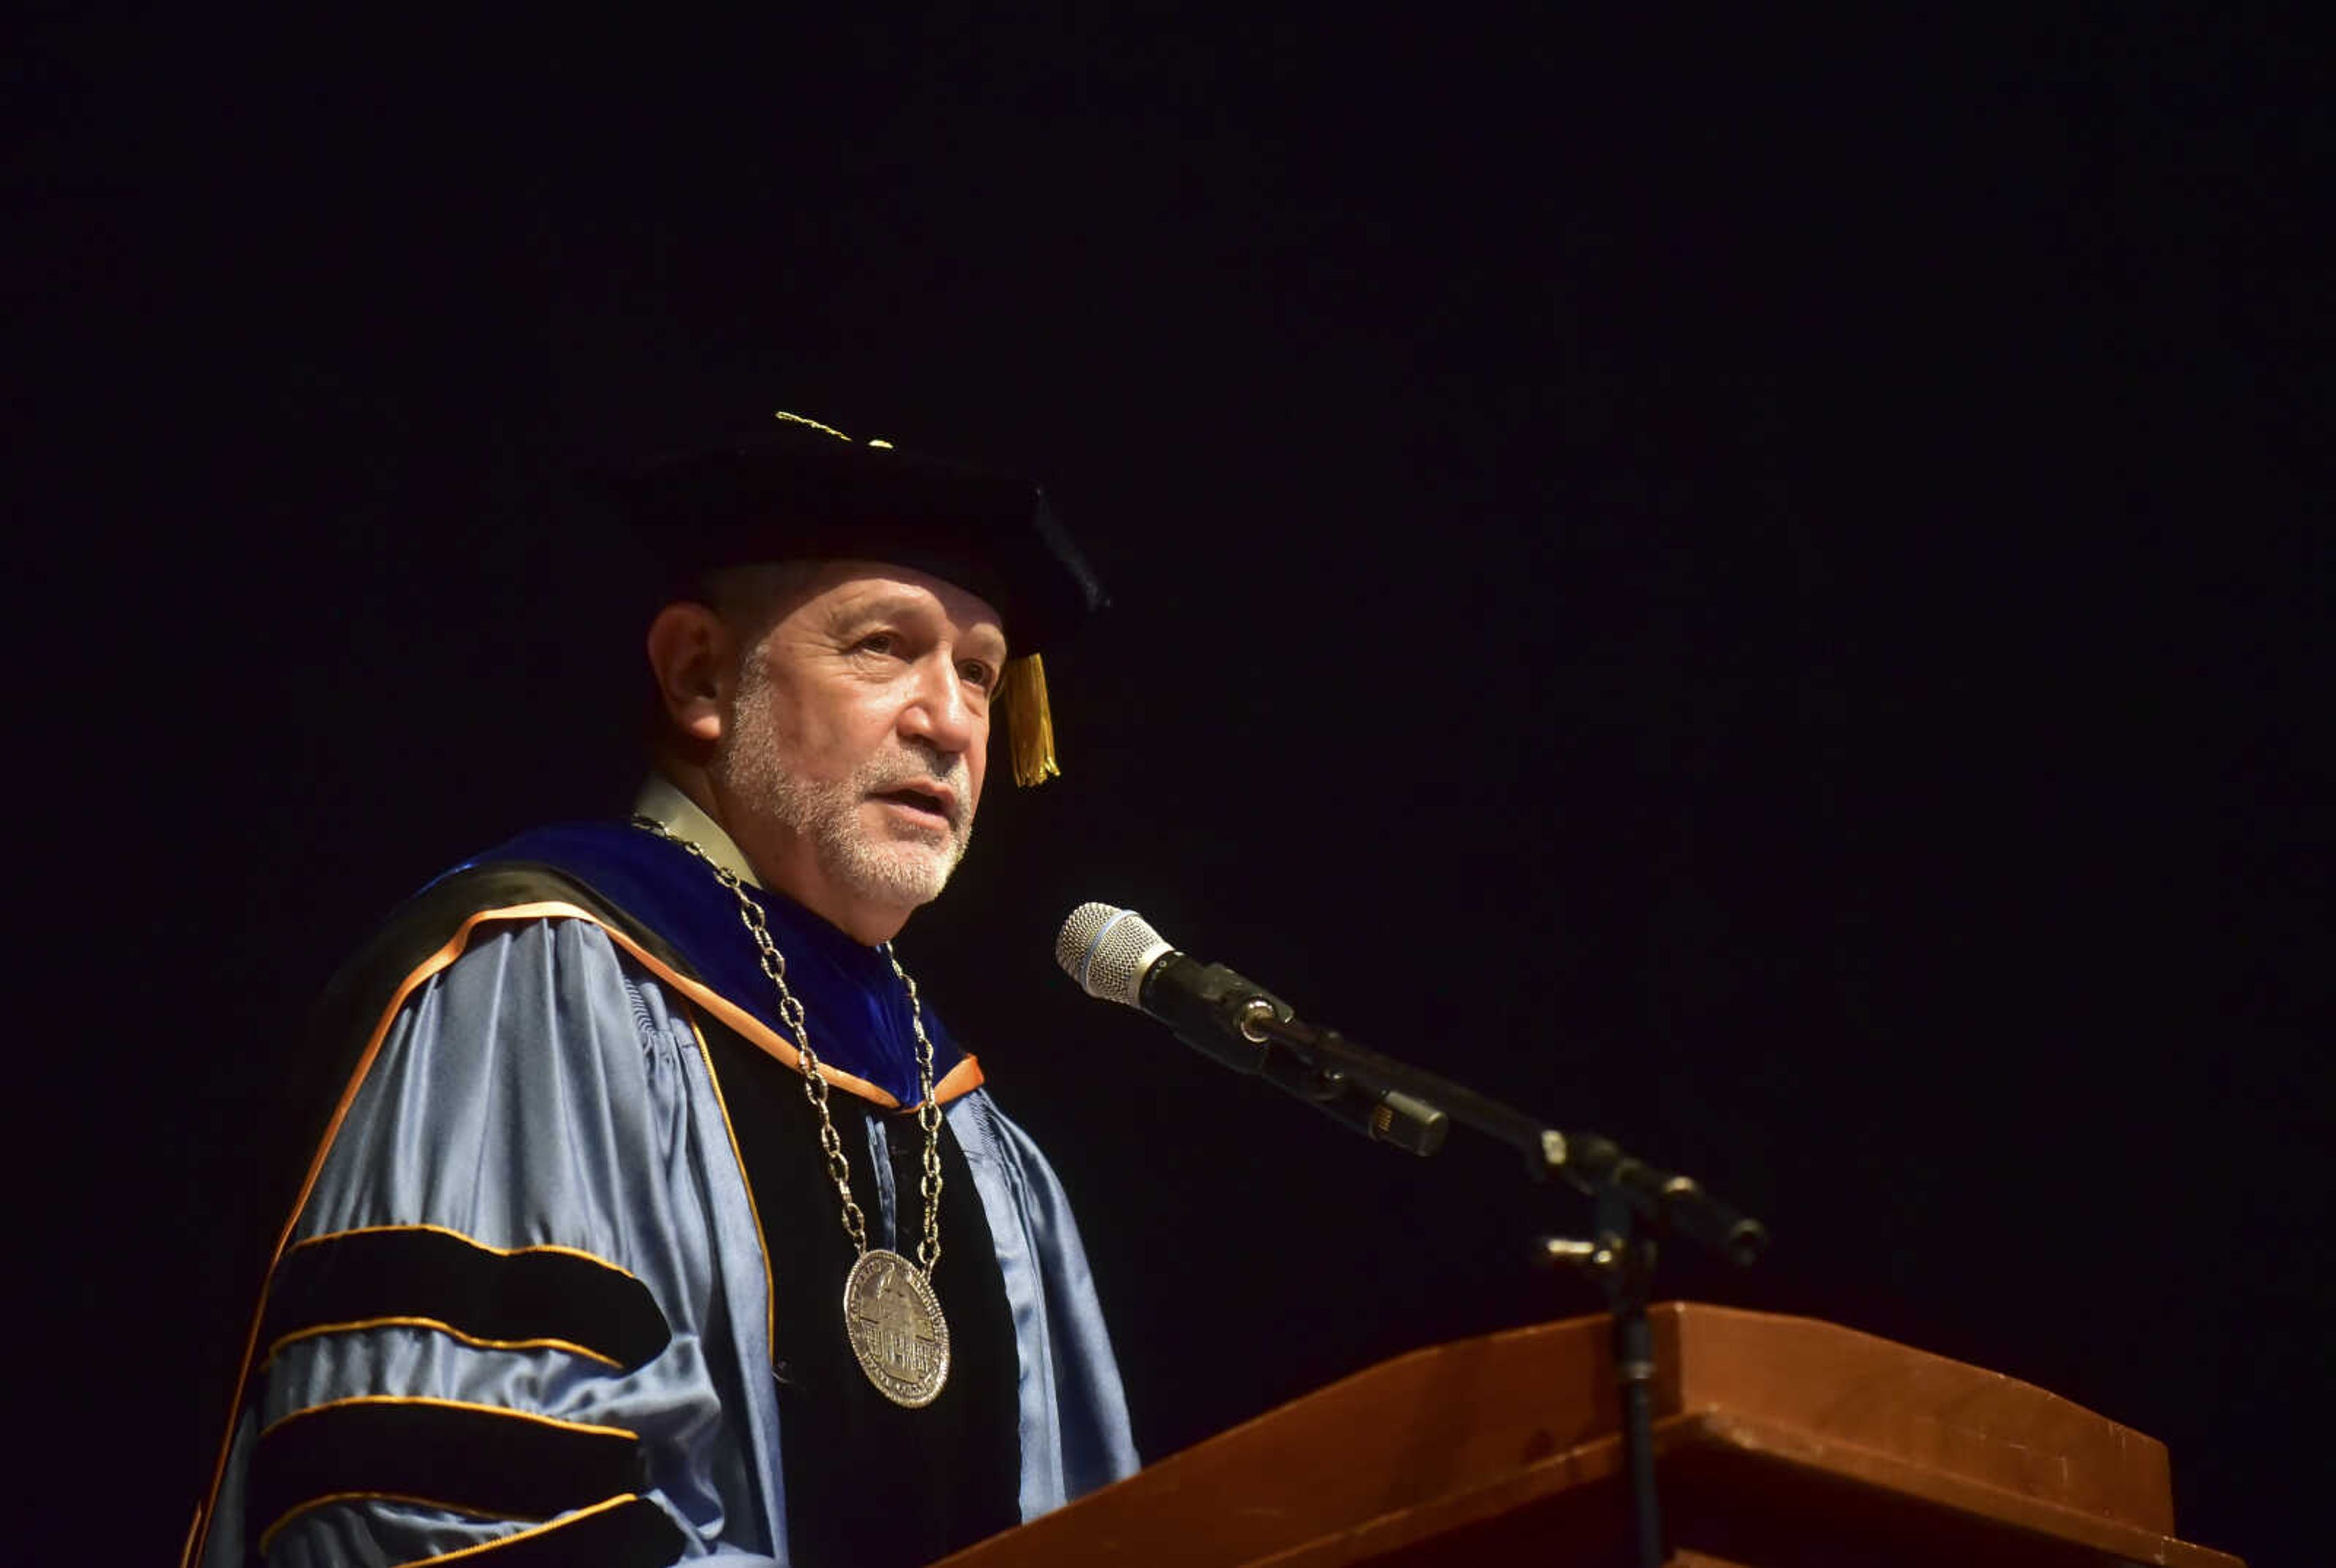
1055, 901, 1170, 1007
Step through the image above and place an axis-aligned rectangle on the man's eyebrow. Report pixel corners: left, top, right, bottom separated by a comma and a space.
827, 594, 1009, 660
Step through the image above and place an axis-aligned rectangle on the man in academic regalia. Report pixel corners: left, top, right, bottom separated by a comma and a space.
188, 414, 1140, 1568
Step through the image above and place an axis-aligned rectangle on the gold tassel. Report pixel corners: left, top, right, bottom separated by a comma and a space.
1001, 652, 1061, 786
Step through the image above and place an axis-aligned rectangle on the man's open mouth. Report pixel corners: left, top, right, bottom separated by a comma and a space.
873, 785, 954, 823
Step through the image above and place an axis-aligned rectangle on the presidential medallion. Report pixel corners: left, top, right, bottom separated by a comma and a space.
843, 1249, 951, 1407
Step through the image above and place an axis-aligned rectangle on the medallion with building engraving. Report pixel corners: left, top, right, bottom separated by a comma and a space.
843, 1248, 951, 1407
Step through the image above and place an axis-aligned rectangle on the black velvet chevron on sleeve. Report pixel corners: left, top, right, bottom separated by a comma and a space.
260, 1225, 670, 1372
248, 1398, 664, 1561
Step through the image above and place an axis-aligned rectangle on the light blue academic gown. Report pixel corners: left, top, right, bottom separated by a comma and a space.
193, 811, 1137, 1567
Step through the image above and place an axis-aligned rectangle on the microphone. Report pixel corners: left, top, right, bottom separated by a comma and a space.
1055, 903, 1448, 1155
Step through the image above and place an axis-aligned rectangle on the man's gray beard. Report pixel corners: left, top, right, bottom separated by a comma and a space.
719, 696, 973, 914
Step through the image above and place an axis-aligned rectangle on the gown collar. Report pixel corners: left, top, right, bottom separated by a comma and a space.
632, 773, 762, 887
459, 802, 962, 1108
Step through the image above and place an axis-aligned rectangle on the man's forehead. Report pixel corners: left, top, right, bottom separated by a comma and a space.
791, 559, 1009, 641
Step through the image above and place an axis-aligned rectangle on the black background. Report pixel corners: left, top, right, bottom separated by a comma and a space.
16, 9, 2326, 1564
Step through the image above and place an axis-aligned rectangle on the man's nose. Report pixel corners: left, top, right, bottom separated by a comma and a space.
900, 655, 978, 754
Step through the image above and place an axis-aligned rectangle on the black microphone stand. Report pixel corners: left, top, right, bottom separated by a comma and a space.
1230, 1005, 1766, 1568
1535, 1192, 1665, 1568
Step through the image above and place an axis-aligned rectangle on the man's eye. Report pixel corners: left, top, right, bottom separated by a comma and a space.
960, 661, 996, 692
852, 633, 899, 657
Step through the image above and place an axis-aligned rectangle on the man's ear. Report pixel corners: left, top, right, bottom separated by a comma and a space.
645, 602, 732, 745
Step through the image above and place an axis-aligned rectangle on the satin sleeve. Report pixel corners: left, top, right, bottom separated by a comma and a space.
209, 918, 784, 1567
949, 1090, 1141, 1517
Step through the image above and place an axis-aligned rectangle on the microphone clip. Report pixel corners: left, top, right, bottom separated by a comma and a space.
1138, 955, 1448, 1156
1138, 955, 1285, 1075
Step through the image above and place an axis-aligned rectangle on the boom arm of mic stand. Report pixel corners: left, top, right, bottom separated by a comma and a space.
1237, 1008, 1769, 1265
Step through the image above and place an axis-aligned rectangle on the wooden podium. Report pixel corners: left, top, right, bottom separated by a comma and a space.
936, 1303, 2239, 1567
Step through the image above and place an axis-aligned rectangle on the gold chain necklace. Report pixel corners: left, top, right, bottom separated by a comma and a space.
636, 817, 951, 1408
